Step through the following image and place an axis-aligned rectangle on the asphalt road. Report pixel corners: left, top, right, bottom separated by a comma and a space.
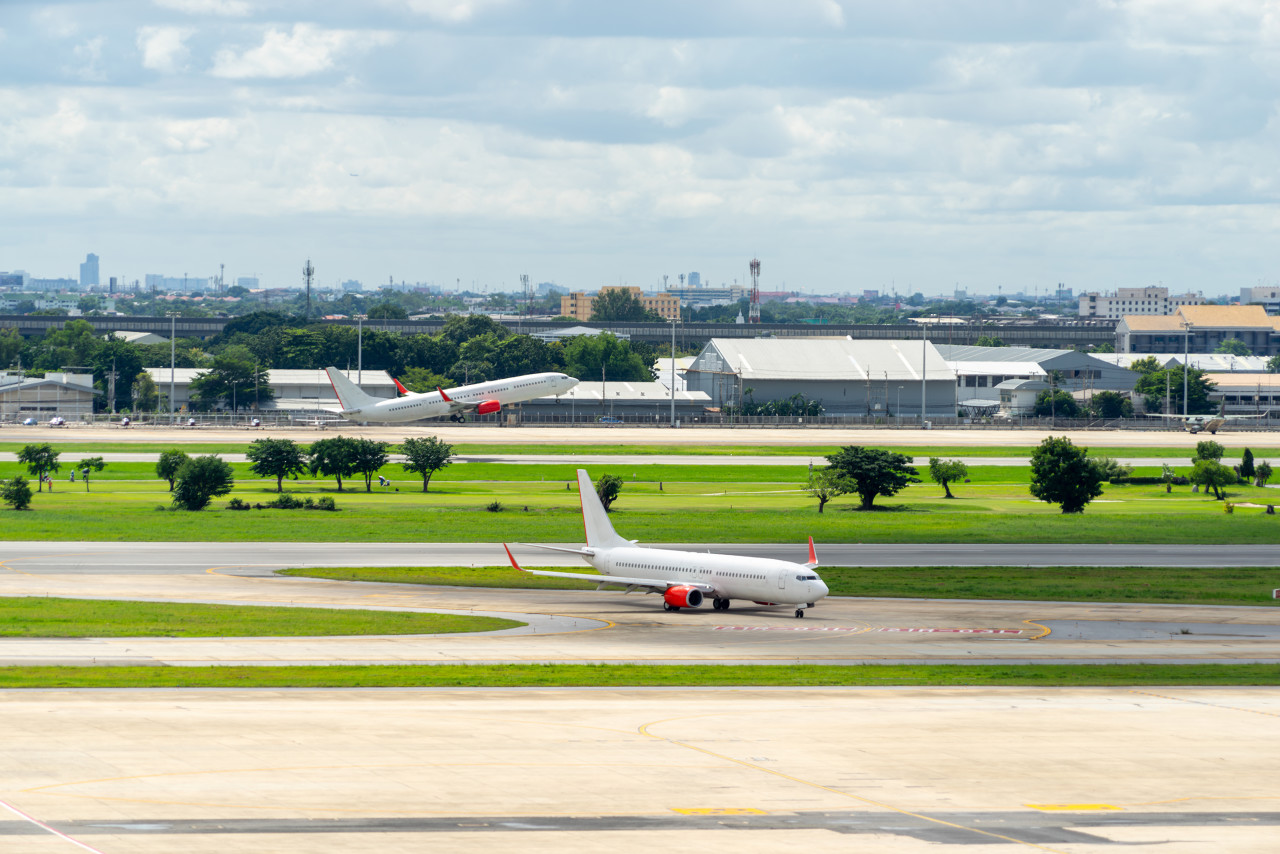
4, 541, 1280, 571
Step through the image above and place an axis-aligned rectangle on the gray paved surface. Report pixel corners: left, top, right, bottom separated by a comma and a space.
3, 687, 1278, 852
5, 540, 1280, 570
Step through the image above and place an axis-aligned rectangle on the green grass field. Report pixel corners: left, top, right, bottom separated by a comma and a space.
0, 662, 1275, 689
0, 598, 520, 637
2, 458, 1278, 543
281, 565, 1280, 606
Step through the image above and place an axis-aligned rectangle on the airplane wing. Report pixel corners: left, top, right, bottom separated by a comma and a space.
1223, 412, 1271, 420
503, 545, 710, 593
436, 386, 472, 414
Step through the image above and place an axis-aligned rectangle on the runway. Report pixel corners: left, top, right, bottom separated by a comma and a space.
5, 540, 1280, 570
3, 687, 1278, 853
3, 544, 1279, 851
2, 543, 1278, 666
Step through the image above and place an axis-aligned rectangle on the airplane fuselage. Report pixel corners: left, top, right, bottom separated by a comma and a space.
338, 372, 577, 424
589, 545, 827, 607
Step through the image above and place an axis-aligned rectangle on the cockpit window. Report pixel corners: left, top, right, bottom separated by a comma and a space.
796, 574, 819, 581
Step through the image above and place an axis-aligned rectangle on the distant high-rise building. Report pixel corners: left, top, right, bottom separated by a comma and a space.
340, 279, 362, 292
687, 272, 701, 288
79, 253, 99, 288
237, 276, 260, 289
1078, 286, 1203, 319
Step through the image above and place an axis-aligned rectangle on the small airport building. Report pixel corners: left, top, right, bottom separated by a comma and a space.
683, 338, 957, 417
0, 371, 101, 422
521, 381, 711, 422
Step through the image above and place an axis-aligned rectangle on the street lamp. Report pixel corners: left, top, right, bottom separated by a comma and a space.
1183, 320, 1191, 418
167, 312, 178, 425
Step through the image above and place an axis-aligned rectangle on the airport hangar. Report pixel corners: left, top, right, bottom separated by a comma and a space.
681, 337, 1137, 418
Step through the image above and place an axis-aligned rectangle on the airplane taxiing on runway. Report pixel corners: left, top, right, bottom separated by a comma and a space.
504, 469, 830, 618
324, 366, 578, 424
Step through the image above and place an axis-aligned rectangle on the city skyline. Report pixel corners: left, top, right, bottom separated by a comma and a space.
3, 1, 1279, 296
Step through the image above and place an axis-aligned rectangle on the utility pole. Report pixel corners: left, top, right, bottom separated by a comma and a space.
168, 312, 177, 424
1183, 320, 1190, 418
669, 315, 677, 427
920, 320, 928, 427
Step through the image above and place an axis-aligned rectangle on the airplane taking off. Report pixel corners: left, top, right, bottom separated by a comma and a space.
1147, 411, 1271, 435
504, 469, 829, 618
325, 367, 578, 424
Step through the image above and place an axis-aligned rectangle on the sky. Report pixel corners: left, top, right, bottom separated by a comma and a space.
2, 0, 1279, 297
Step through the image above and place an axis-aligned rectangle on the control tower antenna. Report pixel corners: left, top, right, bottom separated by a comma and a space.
748, 257, 761, 324
303, 259, 315, 320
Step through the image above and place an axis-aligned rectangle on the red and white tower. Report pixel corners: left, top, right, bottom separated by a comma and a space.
748, 257, 761, 324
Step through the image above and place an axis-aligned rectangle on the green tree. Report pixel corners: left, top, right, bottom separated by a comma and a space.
440, 313, 510, 344
156, 449, 190, 491
1161, 463, 1176, 493
1189, 459, 1235, 500
309, 436, 359, 492
1268, 354, 1280, 373
1254, 460, 1273, 487
351, 438, 390, 492
398, 367, 453, 394
1029, 436, 1104, 514
1090, 455, 1131, 482
590, 288, 662, 322
1135, 366, 1215, 414
1215, 338, 1251, 357
927, 458, 968, 499
246, 438, 309, 492
974, 335, 1007, 347
1, 476, 33, 511
1034, 389, 1079, 418
16, 444, 60, 493
1128, 356, 1163, 376
1089, 391, 1133, 419
75, 457, 106, 492
190, 346, 272, 410
595, 473, 623, 511
367, 301, 408, 320
1092, 342, 1115, 353
93, 336, 144, 411
399, 437, 454, 492
132, 371, 159, 411
171, 455, 235, 511
1194, 440, 1225, 463
562, 332, 653, 382
804, 468, 846, 513
825, 446, 920, 510
1240, 448, 1256, 480
0, 327, 24, 368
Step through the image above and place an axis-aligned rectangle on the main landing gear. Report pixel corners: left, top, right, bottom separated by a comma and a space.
712, 598, 731, 611
449, 413, 466, 423
794, 609, 805, 619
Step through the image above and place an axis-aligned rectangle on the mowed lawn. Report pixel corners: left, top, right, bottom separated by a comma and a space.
1, 459, 1278, 543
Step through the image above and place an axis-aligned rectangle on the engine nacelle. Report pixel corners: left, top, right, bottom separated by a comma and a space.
663, 586, 704, 609
476, 400, 502, 415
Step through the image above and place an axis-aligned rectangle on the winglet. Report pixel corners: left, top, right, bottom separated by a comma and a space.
503, 543, 526, 572
437, 386, 454, 403
393, 377, 409, 395
806, 536, 818, 567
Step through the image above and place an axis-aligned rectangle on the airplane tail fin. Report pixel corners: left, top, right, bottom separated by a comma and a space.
577, 468, 629, 549
324, 367, 376, 411
804, 536, 818, 568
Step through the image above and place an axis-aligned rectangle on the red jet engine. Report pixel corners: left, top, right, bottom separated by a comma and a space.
663, 586, 704, 609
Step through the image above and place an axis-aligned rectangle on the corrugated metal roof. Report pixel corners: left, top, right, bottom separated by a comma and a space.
553, 381, 709, 403
946, 360, 1046, 377
693, 338, 954, 381
934, 344, 1070, 362
1203, 373, 1280, 390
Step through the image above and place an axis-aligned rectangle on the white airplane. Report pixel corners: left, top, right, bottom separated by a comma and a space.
1147, 411, 1271, 434
504, 469, 830, 618
324, 366, 578, 424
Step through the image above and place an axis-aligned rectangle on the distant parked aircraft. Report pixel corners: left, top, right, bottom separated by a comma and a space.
325, 366, 577, 424
1149, 411, 1271, 434
505, 469, 830, 618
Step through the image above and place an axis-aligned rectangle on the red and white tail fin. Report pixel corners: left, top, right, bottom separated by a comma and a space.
393, 377, 409, 395
325, 367, 376, 411
805, 536, 818, 568
437, 386, 454, 402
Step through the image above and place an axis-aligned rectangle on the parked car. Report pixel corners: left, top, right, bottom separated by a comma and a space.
22, 417, 37, 426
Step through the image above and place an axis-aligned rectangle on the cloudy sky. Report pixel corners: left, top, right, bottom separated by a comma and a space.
2, 0, 1279, 296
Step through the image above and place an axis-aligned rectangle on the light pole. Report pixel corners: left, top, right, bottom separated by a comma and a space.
897, 385, 902, 424
1183, 320, 1191, 418
669, 315, 677, 427
357, 315, 363, 384
920, 320, 928, 427
167, 312, 177, 425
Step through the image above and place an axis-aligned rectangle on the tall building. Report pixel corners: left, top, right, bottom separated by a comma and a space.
1078, 286, 1203, 319
560, 286, 680, 321
1240, 286, 1280, 314
687, 272, 701, 288
79, 253, 99, 288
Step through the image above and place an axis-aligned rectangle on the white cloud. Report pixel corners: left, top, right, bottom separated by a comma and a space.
390, 0, 514, 23
153, 0, 252, 16
138, 26, 194, 73
211, 24, 393, 79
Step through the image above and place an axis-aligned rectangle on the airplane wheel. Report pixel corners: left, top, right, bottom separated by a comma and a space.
794, 609, 804, 619
663, 602, 679, 612
721, 599, 730, 611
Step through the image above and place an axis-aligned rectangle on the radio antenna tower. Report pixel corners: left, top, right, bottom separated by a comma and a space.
303, 259, 315, 320
748, 257, 761, 324
520, 273, 531, 316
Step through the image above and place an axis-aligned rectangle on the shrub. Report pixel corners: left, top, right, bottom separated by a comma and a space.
227, 497, 251, 511
313, 496, 337, 511
266, 493, 304, 509
2, 476, 33, 511
486, 500, 503, 512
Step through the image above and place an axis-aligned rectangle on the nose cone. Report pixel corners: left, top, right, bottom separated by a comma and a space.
814, 579, 829, 601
